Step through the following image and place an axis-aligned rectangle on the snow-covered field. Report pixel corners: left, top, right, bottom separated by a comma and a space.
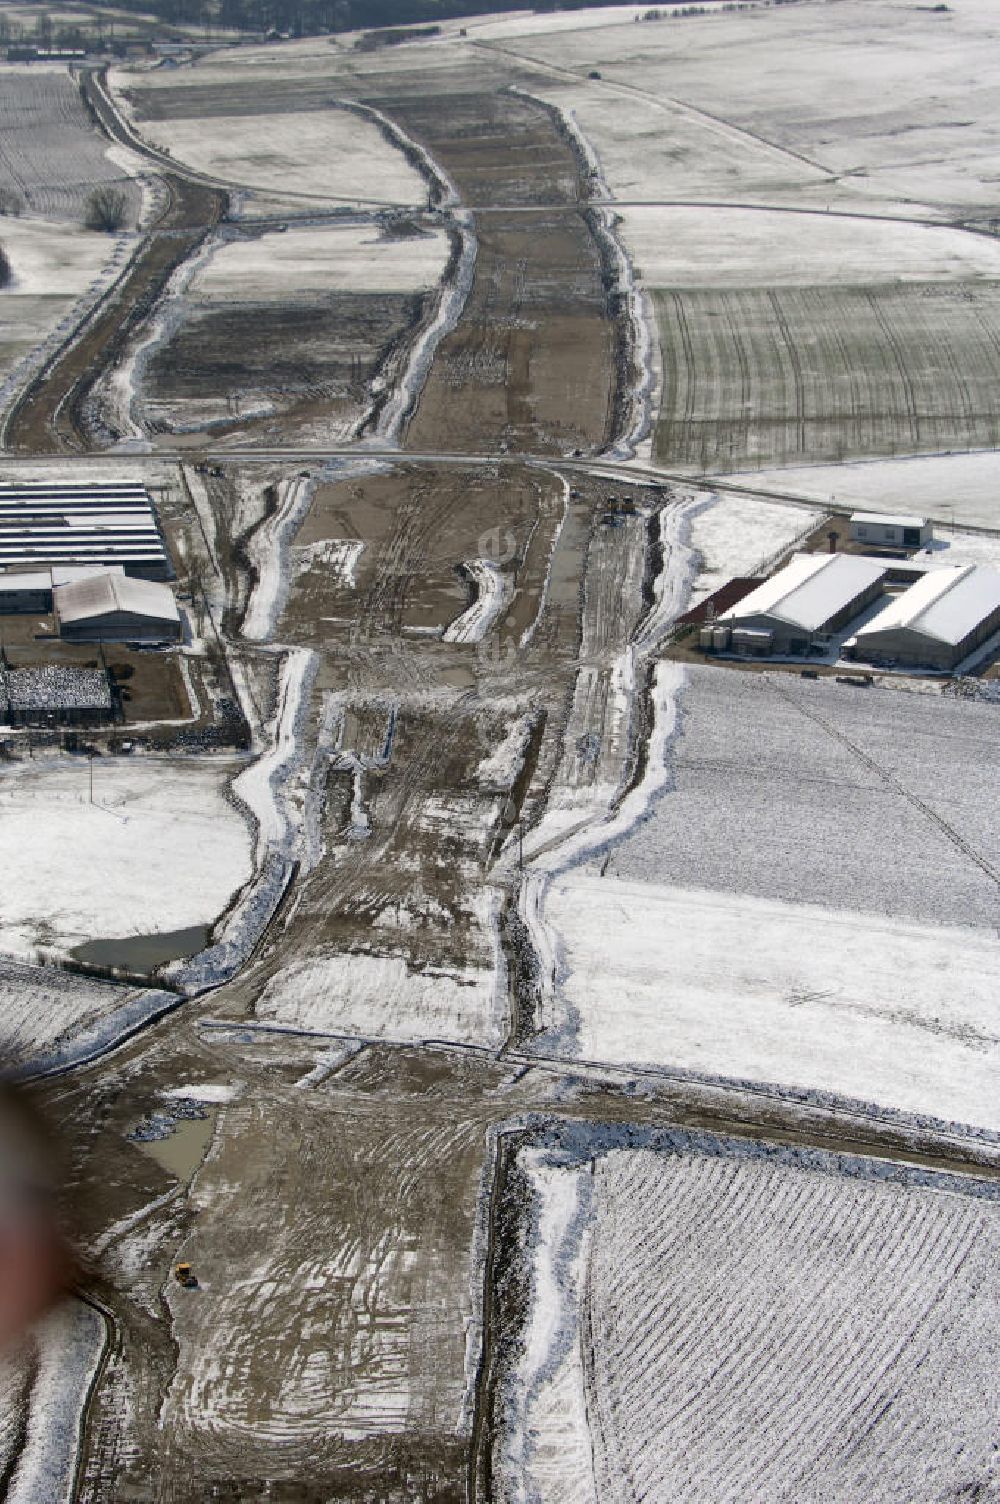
725, 451, 1000, 532
0, 217, 125, 381
108, 82, 429, 208
543, 876, 1000, 1131
499, 1134, 1000, 1501
0, 754, 254, 959
619, 204, 1000, 288
607, 667, 1000, 930
192, 222, 450, 300
491, 0, 1000, 217
525, 666, 1000, 1130
0, 216, 121, 299
0, 66, 141, 223
686, 491, 816, 603
255, 942, 505, 1048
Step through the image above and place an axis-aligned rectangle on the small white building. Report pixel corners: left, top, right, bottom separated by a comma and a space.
0, 570, 54, 614
845, 564, 1000, 671
0, 564, 129, 615
849, 512, 932, 549
715, 552, 888, 656
54, 573, 180, 644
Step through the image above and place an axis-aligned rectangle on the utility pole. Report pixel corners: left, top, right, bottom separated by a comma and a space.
89, 752, 94, 805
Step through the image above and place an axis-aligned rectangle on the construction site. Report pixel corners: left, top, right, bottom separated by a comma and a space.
1, 2, 1000, 1502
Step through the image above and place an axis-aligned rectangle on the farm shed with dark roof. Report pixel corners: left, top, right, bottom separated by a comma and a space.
2, 666, 113, 727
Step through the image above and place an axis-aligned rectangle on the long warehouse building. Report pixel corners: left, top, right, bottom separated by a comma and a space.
0, 482, 172, 580
845, 563, 1000, 670
716, 552, 888, 655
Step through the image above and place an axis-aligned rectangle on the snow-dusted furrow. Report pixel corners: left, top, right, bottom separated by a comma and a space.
335, 101, 461, 211
98, 229, 219, 448
241, 475, 318, 643
519, 473, 570, 649
592, 200, 657, 460
496, 1149, 597, 1504
511, 493, 703, 1008
508, 86, 655, 460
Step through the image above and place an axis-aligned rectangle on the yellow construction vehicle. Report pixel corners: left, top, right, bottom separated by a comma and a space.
173, 1262, 199, 1289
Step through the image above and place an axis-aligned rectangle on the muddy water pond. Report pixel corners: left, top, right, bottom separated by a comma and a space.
133, 1110, 217, 1182
73, 924, 209, 972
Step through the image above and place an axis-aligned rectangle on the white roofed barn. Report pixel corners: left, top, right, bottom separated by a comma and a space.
717, 553, 888, 656
846, 564, 1000, 671
54, 573, 181, 644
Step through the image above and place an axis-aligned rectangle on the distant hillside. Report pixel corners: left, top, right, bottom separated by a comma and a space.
98, 0, 701, 41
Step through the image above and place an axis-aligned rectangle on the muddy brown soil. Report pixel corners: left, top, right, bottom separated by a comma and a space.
369, 89, 620, 455
36, 979, 997, 1504
145, 292, 425, 443
221, 460, 589, 1018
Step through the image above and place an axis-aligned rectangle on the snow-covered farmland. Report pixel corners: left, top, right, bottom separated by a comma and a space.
0, 754, 254, 959
527, 667, 1000, 1129
0, 66, 141, 223
108, 84, 429, 208
0, 217, 123, 381
686, 491, 816, 604
724, 450, 1000, 532
498, 1133, 1000, 1502
651, 282, 1000, 472
255, 933, 505, 1049
608, 667, 1000, 930
0, 216, 117, 299
620, 205, 1000, 288
495, 0, 1000, 217
543, 875, 1000, 1131
192, 222, 451, 300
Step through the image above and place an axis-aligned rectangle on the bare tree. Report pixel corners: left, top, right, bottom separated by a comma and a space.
84, 186, 128, 233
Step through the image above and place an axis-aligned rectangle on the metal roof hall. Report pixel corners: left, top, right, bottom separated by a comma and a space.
718, 553, 887, 633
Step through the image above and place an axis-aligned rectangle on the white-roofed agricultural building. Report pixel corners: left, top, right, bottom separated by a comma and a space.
849, 512, 932, 549
715, 553, 888, 656
845, 564, 1000, 671
0, 571, 55, 614
0, 482, 172, 580
54, 573, 181, 644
